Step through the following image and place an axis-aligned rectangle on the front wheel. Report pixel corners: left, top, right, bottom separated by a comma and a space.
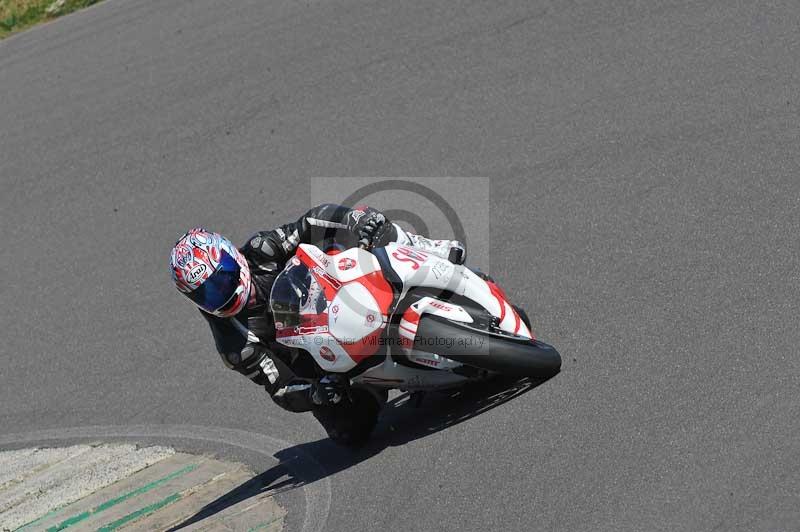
413, 315, 561, 378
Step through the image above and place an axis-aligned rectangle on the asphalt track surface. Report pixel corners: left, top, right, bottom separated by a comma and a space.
1, 1, 798, 531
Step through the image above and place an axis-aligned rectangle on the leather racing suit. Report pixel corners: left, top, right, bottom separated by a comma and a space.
200, 204, 465, 424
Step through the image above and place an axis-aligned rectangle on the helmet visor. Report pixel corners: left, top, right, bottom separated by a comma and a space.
186, 249, 242, 313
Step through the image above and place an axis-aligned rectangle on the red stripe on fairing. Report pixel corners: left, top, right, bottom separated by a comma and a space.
487, 282, 506, 322
489, 281, 509, 301
334, 270, 395, 363
275, 312, 329, 339
399, 324, 418, 335
301, 312, 328, 326
296, 247, 340, 301
291, 247, 396, 364
296, 246, 319, 268
358, 271, 394, 315
402, 307, 421, 325
487, 280, 525, 336
340, 328, 383, 363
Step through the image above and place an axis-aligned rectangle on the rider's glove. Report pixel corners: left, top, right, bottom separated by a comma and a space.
347, 206, 387, 249
311, 375, 346, 406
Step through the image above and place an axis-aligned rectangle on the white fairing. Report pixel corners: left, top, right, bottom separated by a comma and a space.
276, 243, 531, 386
383, 243, 532, 338
411, 297, 474, 323
301, 244, 381, 281
276, 245, 387, 372
328, 283, 383, 343
351, 355, 469, 390
278, 331, 357, 372
398, 296, 473, 346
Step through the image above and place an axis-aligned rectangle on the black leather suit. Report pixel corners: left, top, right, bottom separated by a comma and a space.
200, 204, 399, 415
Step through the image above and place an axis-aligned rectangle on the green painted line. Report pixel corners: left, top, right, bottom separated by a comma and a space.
14, 463, 198, 532
15, 507, 62, 531
96, 492, 182, 531
247, 516, 283, 531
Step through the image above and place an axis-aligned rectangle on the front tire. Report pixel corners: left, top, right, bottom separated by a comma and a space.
413, 315, 561, 378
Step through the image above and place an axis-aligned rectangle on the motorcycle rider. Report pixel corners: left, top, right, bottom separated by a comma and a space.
170, 204, 465, 446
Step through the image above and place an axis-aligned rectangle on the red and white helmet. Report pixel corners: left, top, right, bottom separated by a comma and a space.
170, 228, 251, 317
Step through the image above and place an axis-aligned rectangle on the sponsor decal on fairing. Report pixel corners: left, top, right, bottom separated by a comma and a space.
338, 257, 357, 271
319, 346, 336, 362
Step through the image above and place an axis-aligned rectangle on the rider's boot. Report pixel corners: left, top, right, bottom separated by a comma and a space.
392, 224, 466, 264
313, 387, 381, 448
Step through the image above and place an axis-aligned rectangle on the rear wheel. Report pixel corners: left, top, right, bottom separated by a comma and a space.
413, 315, 561, 378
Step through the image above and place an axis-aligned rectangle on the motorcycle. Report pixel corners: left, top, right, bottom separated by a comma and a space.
269, 242, 561, 443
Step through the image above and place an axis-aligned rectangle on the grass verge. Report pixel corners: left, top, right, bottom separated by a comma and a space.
0, 0, 103, 38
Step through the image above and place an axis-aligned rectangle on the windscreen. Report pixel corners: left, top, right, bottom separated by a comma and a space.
269, 260, 327, 329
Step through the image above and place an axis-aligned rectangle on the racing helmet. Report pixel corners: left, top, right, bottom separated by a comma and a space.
170, 228, 251, 317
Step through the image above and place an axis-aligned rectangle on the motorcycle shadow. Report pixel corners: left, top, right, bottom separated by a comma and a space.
375, 374, 549, 446
166, 375, 552, 530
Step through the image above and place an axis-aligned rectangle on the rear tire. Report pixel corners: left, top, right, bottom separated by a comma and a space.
413, 315, 561, 378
